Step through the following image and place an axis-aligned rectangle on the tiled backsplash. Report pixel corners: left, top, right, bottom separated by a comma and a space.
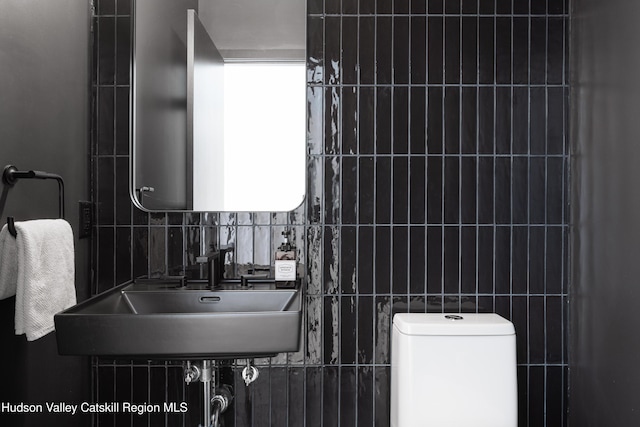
93, 0, 568, 425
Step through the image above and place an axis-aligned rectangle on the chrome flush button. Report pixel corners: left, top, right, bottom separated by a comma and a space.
444, 315, 464, 320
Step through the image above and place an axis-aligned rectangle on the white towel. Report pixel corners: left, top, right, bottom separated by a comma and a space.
0, 224, 19, 299
9, 219, 77, 341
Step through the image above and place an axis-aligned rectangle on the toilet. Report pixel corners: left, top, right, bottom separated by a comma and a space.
391, 313, 517, 427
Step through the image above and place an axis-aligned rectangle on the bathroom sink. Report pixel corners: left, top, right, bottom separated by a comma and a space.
54, 280, 302, 359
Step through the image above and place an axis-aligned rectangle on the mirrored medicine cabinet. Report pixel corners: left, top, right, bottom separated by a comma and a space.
131, 0, 306, 212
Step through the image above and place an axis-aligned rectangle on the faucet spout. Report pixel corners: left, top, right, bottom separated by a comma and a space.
196, 250, 225, 290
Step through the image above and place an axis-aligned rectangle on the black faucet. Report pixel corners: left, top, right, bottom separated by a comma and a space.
196, 250, 226, 290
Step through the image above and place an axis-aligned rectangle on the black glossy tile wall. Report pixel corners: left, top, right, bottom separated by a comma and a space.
92, 1, 568, 426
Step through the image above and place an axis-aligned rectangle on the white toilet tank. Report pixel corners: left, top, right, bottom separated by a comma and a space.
391, 313, 517, 427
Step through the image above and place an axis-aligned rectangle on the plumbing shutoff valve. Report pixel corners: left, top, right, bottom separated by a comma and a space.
242, 364, 259, 386
184, 362, 201, 384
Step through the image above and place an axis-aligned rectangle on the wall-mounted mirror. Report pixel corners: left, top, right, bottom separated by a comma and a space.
131, 0, 306, 212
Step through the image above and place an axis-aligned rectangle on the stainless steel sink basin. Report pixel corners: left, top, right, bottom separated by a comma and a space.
54, 280, 302, 358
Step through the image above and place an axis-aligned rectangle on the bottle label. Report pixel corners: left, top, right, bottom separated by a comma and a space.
275, 260, 296, 281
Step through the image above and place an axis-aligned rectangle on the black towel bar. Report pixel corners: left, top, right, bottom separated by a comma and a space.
2, 165, 65, 238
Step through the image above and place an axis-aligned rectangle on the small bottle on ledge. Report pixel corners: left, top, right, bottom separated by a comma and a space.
275, 230, 297, 289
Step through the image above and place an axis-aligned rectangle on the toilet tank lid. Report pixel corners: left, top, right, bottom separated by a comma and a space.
393, 313, 515, 336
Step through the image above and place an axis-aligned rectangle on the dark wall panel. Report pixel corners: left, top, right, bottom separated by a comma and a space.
0, 1, 91, 426
571, 0, 640, 425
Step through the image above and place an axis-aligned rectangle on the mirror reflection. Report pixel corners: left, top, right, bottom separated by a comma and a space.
132, 0, 306, 212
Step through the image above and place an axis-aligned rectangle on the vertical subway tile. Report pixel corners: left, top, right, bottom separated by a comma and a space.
427, 16, 443, 84
409, 226, 426, 294
115, 87, 129, 155
357, 367, 374, 427
149, 227, 166, 277
531, 0, 546, 15
374, 367, 391, 427
444, 87, 460, 154
547, 157, 564, 224
495, 226, 511, 294
460, 226, 477, 293
547, 366, 565, 426
392, 227, 408, 294
426, 156, 442, 223
322, 367, 339, 427
410, 87, 426, 155
97, 86, 114, 155
376, 16, 393, 85
530, 157, 546, 223
342, 87, 358, 155
307, 296, 323, 364
270, 367, 288, 426
340, 296, 357, 363
477, 156, 494, 223
460, 87, 478, 154
411, 17, 427, 85
546, 227, 563, 294
358, 295, 374, 364
445, 17, 461, 84
409, 157, 426, 224
115, 227, 131, 285
115, 157, 131, 225
325, 17, 341, 85
530, 87, 546, 155
341, 227, 357, 294
530, 18, 547, 84
444, 0, 460, 13
359, 157, 375, 224
477, 226, 494, 294
97, 228, 115, 292
115, 16, 130, 85
496, 87, 512, 154
512, 226, 529, 294
360, 17, 375, 84
288, 368, 305, 426
443, 227, 460, 294
374, 296, 391, 364
513, 18, 530, 84
358, 227, 374, 294
529, 366, 546, 426
462, 17, 478, 84
393, 87, 409, 154
513, 87, 529, 154
478, 87, 494, 154
98, 17, 115, 85
548, 87, 565, 154
444, 156, 459, 223
342, 17, 358, 84
308, 16, 324, 84
376, 157, 392, 223
305, 368, 322, 427
478, 17, 495, 84
460, 156, 477, 224
340, 367, 357, 426
393, 157, 408, 223
428, 0, 443, 14
375, 227, 391, 294
427, 87, 443, 154
360, 87, 375, 154
426, 226, 443, 294
496, 17, 512, 84
529, 226, 545, 294
495, 156, 511, 224
376, 87, 392, 154
546, 296, 563, 363
342, 156, 357, 224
